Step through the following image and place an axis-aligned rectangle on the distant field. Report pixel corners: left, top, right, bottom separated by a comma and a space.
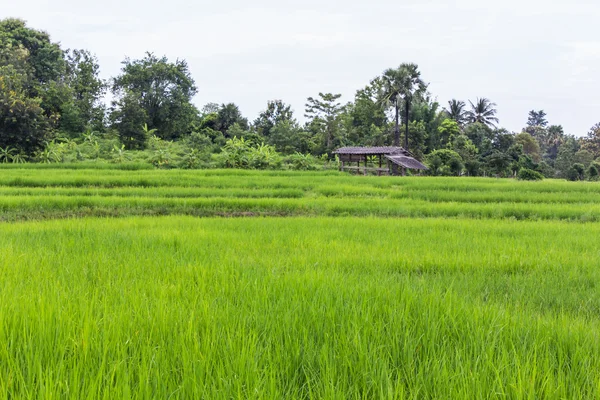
1, 169, 600, 221
1, 168, 600, 398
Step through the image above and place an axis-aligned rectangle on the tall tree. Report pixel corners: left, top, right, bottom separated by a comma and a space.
582, 123, 600, 158
0, 21, 53, 155
63, 49, 106, 132
527, 110, 548, 128
466, 98, 499, 128
111, 53, 198, 141
379, 63, 427, 149
254, 100, 294, 137
345, 82, 389, 146
0, 62, 50, 155
0, 18, 65, 90
216, 103, 249, 135
109, 91, 148, 149
305, 93, 344, 153
444, 99, 468, 126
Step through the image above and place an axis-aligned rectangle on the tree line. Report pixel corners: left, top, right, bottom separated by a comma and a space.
1, 18, 599, 178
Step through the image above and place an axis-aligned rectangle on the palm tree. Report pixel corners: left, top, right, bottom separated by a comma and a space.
380, 63, 427, 149
444, 99, 467, 126
466, 98, 499, 127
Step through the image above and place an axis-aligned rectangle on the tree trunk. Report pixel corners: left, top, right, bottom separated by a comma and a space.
394, 100, 400, 147
404, 98, 410, 151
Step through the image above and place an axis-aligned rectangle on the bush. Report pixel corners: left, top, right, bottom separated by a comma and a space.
588, 163, 599, 181
517, 168, 544, 181
567, 163, 585, 181
217, 137, 282, 170
425, 149, 463, 176
284, 153, 317, 170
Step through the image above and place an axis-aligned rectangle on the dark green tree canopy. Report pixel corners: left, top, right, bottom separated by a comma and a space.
305, 92, 344, 152
527, 110, 548, 128
0, 18, 65, 90
254, 100, 294, 137
216, 103, 249, 135
64, 49, 106, 131
112, 53, 198, 141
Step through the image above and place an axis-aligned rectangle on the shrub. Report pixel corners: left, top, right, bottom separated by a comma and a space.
567, 163, 585, 181
217, 137, 282, 170
426, 149, 463, 176
588, 163, 599, 181
284, 153, 317, 171
517, 168, 544, 181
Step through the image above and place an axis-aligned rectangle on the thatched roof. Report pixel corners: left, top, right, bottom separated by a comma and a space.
385, 155, 428, 170
333, 146, 411, 156
333, 146, 427, 170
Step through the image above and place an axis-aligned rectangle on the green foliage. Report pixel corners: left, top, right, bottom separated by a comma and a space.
587, 163, 599, 181
527, 110, 548, 128
110, 92, 149, 149
486, 151, 512, 177
62, 49, 106, 134
426, 149, 463, 176
573, 149, 594, 167
581, 123, 600, 157
254, 100, 294, 137
517, 168, 544, 181
284, 152, 317, 170
567, 163, 586, 181
0, 146, 17, 163
344, 83, 389, 146
216, 137, 281, 170
248, 143, 281, 170
464, 122, 493, 153
379, 63, 427, 148
0, 73, 51, 155
111, 53, 198, 141
515, 132, 541, 162
216, 103, 249, 134
0, 18, 65, 88
437, 118, 460, 147
444, 99, 468, 126
305, 92, 344, 153
111, 144, 131, 163
466, 97, 498, 127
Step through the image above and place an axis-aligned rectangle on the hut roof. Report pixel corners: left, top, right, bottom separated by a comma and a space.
333, 146, 411, 156
385, 155, 428, 170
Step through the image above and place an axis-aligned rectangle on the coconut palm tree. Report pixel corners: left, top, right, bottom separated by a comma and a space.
379, 63, 427, 149
444, 99, 467, 126
466, 98, 499, 127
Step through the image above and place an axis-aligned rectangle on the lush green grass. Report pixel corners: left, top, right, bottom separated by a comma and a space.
2, 168, 600, 398
1, 169, 600, 221
1, 216, 600, 398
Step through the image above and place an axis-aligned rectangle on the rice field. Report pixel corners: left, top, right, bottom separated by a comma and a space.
1, 168, 600, 221
1, 167, 600, 398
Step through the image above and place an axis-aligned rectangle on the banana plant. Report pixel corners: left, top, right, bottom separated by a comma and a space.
0, 146, 16, 163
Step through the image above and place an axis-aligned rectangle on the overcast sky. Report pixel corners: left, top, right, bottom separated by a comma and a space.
5, 0, 600, 136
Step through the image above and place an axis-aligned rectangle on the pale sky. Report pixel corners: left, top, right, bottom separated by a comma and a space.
4, 0, 600, 136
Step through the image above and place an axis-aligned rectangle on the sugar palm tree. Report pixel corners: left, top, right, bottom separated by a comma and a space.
466, 98, 499, 127
444, 99, 467, 126
380, 63, 427, 149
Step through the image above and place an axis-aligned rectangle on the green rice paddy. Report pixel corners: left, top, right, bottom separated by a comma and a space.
1, 168, 599, 398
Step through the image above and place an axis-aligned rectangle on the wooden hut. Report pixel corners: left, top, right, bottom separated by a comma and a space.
333, 146, 427, 176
